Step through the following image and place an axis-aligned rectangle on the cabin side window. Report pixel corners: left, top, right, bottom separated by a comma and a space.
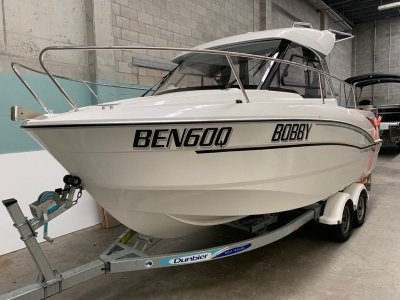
265, 43, 323, 98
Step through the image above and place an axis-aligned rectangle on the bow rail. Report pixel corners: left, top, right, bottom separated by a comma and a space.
12, 46, 357, 113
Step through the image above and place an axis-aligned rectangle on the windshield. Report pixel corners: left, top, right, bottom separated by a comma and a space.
355, 82, 400, 107
154, 39, 282, 95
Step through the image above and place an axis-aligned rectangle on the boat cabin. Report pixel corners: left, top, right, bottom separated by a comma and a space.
154, 27, 350, 105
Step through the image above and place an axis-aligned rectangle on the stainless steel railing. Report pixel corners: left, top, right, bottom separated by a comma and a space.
12, 46, 357, 113
11, 62, 152, 113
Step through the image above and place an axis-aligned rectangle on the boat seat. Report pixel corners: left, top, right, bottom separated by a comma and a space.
357, 99, 375, 111
359, 99, 372, 106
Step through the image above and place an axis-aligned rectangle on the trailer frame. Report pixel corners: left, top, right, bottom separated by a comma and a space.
1, 176, 367, 300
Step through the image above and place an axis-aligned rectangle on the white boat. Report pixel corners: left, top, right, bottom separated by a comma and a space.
345, 73, 400, 149
15, 25, 381, 238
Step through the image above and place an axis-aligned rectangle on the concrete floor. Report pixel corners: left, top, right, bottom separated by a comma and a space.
1, 147, 400, 299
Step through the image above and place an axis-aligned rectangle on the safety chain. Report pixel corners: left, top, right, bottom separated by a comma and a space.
72, 187, 83, 205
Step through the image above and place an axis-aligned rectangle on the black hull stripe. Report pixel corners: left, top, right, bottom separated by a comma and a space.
195, 142, 378, 154
23, 118, 375, 144
315, 123, 374, 143
22, 118, 368, 129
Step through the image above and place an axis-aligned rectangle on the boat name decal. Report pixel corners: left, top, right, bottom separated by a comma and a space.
271, 123, 312, 142
133, 127, 232, 149
167, 252, 212, 265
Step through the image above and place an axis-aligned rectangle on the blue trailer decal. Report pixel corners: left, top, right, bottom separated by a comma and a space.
212, 243, 252, 259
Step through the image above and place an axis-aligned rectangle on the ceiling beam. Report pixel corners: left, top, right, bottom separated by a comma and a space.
308, 0, 354, 29
350, 9, 399, 18
322, 0, 400, 23
329, 0, 377, 10
356, 14, 399, 23
335, 3, 385, 14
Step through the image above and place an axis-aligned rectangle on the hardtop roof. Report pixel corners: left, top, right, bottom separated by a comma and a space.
172, 27, 336, 63
345, 73, 400, 87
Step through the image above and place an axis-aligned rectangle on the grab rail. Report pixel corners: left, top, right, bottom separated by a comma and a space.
11, 63, 50, 114
14, 46, 357, 112
11, 62, 151, 113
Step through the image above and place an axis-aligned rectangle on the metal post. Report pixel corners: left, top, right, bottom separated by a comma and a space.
83, 81, 103, 104
319, 72, 325, 104
354, 30, 356, 75
372, 21, 376, 99
11, 63, 50, 114
351, 85, 356, 108
2, 199, 57, 282
388, 18, 391, 101
39, 51, 79, 111
225, 54, 250, 103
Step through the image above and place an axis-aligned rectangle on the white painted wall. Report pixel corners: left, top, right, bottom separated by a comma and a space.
0, 150, 100, 255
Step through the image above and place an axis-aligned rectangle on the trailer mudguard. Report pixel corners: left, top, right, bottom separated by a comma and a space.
319, 192, 351, 225
343, 183, 368, 211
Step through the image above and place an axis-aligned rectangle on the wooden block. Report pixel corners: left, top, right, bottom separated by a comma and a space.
98, 205, 121, 229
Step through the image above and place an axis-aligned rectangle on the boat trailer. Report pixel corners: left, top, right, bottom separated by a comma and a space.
0, 176, 368, 300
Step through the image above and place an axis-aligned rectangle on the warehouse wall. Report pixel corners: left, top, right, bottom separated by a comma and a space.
270, 0, 320, 29
0, 0, 90, 76
354, 18, 400, 105
0, 0, 99, 255
111, 0, 261, 86
325, 21, 353, 82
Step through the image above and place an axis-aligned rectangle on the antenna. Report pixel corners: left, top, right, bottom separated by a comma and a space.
328, 29, 354, 43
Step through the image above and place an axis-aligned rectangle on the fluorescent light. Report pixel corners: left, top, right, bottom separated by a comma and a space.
378, 1, 400, 11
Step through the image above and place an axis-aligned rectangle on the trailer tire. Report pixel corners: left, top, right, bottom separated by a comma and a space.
329, 200, 353, 242
353, 190, 367, 228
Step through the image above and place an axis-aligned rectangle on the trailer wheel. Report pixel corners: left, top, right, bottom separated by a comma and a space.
353, 191, 367, 228
329, 200, 354, 242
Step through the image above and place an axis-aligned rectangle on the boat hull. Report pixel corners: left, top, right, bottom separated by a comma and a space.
25, 117, 380, 238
